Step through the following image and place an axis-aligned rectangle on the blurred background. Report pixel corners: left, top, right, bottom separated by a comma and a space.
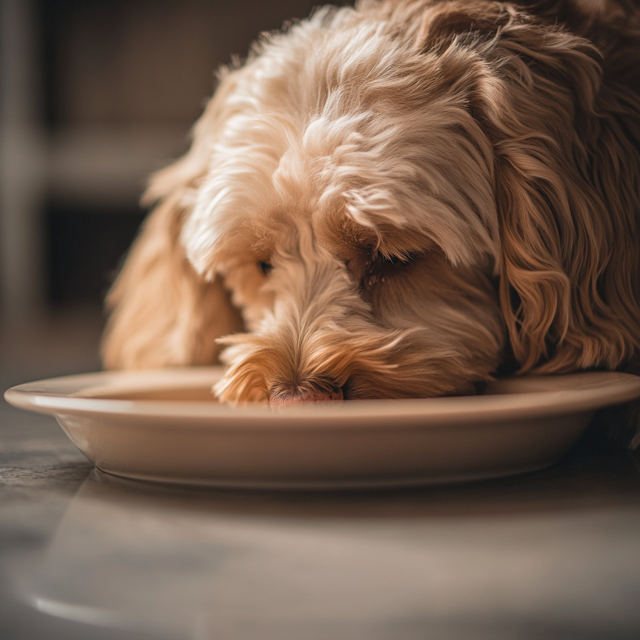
0, 0, 349, 383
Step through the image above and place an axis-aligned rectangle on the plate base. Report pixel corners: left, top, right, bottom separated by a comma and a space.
95, 459, 559, 491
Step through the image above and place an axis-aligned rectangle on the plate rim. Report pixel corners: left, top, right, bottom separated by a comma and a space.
5, 368, 640, 429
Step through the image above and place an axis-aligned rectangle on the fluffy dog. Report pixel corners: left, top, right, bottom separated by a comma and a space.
102, 0, 640, 421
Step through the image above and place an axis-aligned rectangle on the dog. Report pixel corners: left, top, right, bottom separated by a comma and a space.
102, 0, 640, 436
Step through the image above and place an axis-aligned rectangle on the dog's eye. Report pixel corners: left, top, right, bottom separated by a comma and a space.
380, 254, 405, 267
257, 261, 273, 276
371, 250, 416, 269
362, 250, 416, 288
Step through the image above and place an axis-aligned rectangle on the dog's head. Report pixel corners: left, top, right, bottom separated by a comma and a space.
103, 0, 640, 404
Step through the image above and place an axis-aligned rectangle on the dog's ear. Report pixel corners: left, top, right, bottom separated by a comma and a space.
101, 194, 244, 369
417, 0, 511, 52
102, 72, 245, 369
464, 11, 640, 373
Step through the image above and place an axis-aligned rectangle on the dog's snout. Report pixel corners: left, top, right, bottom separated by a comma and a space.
269, 386, 344, 406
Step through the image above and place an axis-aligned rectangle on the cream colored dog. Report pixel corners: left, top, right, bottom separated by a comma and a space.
103, 0, 640, 416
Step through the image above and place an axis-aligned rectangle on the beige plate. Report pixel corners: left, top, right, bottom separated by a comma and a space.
5, 368, 640, 489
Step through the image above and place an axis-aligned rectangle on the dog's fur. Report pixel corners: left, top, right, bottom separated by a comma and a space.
103, 0, 640, 434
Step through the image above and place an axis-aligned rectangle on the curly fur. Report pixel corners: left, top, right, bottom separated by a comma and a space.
103, 0, 640, 438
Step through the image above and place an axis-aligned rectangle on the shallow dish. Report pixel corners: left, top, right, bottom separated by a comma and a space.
5, 368, 640, 489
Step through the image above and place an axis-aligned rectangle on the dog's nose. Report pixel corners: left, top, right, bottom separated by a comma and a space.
269, 387, 344, 406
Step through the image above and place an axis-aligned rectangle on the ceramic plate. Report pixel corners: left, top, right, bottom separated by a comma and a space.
5, 368, 640, 489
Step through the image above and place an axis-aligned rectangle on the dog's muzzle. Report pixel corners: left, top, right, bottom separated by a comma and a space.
269, 386, 344, 406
